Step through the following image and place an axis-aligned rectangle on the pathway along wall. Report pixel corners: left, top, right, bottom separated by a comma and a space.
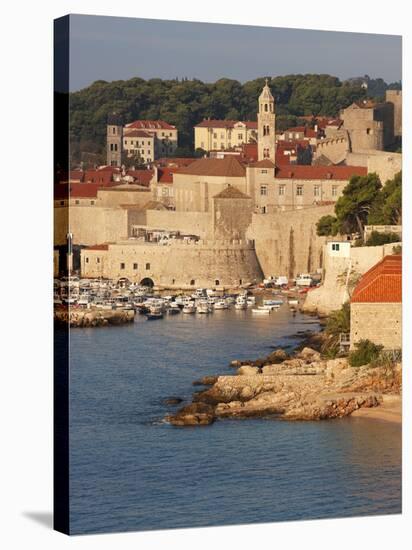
247, 205, 335, 279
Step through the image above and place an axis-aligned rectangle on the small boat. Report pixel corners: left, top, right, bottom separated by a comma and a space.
235, 296, 247, 310
146, 306, 164, 320
197, 300, 211, 314
167, 303, 181, 315
251, 308, 270, 314
288, 299, 299, 306
246, 296, 256, 306
258, 304, 280, 311
263, 299, 284, 306
214, 300, 228, 310
183, 303, 196, 314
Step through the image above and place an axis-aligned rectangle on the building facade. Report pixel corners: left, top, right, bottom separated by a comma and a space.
194, 120, 257, 152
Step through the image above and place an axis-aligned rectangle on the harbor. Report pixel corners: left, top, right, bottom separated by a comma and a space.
54, 273, 320, 326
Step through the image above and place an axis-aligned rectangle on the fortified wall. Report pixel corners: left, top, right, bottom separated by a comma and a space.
247, 205, 335, 278
302, 241, 402, 315
81, 239, 263, 289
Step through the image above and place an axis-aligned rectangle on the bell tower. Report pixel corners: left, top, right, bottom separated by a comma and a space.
106, 113, 123, 167
257, 79, 276, 162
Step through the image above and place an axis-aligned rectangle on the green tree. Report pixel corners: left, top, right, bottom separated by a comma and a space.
334, 173, 382, 240
316, 215, 339, 236
367, 172, 402, 225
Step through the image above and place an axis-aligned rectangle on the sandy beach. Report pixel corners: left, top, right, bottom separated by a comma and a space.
351, 394, 402, 423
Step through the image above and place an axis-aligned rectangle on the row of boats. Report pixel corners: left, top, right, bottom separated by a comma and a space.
54, 278, 301, 321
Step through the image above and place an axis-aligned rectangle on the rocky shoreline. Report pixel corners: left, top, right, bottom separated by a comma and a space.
54, 307, 135, 327
166, 344, 402, 426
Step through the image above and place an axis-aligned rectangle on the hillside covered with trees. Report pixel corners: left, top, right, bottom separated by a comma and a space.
69, 74, 401, 164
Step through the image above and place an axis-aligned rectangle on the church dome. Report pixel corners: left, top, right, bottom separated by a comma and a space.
259, 79, 274, 101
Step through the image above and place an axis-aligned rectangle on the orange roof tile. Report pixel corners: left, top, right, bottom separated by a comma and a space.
351, 255, 402, 303
176, 156, 246, 177
275, 165, 367, 180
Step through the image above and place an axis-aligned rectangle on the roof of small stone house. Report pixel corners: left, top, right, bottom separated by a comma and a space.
176, 156, 246, 177
213, 185, 251, 199
351, 255, 402, 303
143, 200, 168, 210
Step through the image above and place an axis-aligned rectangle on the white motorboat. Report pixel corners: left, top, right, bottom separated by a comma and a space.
251, 308, 270, 314
197, 300, 211, 314
235, 295, 247, 310
183, 303, 196, 314
288, 299, 299, 306
214, 300, 228, 310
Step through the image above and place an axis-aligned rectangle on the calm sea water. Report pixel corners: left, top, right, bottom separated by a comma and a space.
66, 307, 401, 534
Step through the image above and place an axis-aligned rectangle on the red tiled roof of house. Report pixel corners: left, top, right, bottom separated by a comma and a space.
155, 157, 196, 168
241, 143, 258, 161
351, 255, 402, 303
195, 119, 257, 130
275, 165, 367, 180
126, 169, 154, 186
176, 156, 246, 177
83, 170, 114, 185
249, 159, 276, 168
69, 170, 84, 182
158, 167, 178, 184
123, 129, 154, 138
125, 120, 176, 130
85, 244, 109, 251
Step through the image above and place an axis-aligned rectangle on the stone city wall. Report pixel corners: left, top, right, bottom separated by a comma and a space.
247, 205, 334, 278
81, 239, 263, 289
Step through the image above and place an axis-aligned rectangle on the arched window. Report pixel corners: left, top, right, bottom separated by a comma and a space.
264, 104, 268, 112
190, 279, 195, 286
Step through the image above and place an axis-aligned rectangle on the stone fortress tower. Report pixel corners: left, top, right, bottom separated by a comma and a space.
257, 79, 276, 162
106, 113, 123, 167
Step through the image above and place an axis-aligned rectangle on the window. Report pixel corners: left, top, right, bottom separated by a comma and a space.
213, 142, 217, 149
110, 143, 114, 151
332, 243, 340, 251
332, 186, 338, 197
60, 200, 64, 206
133, 263, 138, 270
264, 104, 268, 112
296, 186, 303, 196
190, 279, 195, 286
260, 185, 267, 196
145, 263, 150, 270
220, 133, 224, 138
120, 262, 125, 270
75, 200, 79, 205
261, 169, 268, 174
263, 148, 269, 158
213, 133, 217, 138
124, 140, 127, 145
261, 206, 267, 214
238, 133, 243, 140
114, 144, 118, 151
90, 200, 95, 205
96, 258, 100, 264
112, 127, 116, 134
279, 185, 285, 196
85, 257, 89, 263
314, 186, 320, 197
366, 128, 371, 135
215, 279, 220, 286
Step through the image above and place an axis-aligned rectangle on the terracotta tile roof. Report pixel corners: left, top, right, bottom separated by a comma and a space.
195, 119, 257, 129
125, 120, 176, 130
123, 129, 154, 138
155, 157, 196, 168
241, 143, 258, 161
213, 185, 251, 199
84, 170, 114, 185
126, 169, 154, 186
176, 156, 246, 177
249, 159, 276, 168
157, 167, 178, 184
275, 165, 367, 180
284, 126, 319, 138
351, 255, 402, 303
85, 244, 109, 251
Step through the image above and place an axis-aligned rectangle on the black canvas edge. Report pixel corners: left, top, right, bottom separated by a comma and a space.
53, 14, 70, 536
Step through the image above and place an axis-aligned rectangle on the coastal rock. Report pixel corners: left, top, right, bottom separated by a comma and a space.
237, 365, 260, 376
192, 376, 219, 386
164, 397, 183, 405
167, 403, 215, 426
266, 349, 289, 363
298, 347, 321, 362
229, 360, 242, 368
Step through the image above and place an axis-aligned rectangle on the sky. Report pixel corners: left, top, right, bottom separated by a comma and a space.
67, 14, 402, 91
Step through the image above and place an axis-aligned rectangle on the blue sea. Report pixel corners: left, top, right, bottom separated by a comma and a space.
66, 307, 401, 534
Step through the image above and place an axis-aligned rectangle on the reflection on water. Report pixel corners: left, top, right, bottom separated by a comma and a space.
66, 308, 401, 534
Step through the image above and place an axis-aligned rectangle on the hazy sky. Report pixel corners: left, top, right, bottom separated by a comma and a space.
68, 14, 402, 91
